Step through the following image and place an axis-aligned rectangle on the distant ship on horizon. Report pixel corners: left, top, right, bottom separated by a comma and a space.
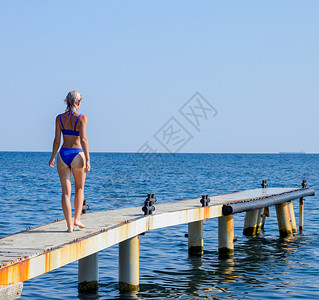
279, 151, 306, 154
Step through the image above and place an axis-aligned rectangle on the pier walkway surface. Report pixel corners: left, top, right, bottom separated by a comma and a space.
0, 186, 315, 298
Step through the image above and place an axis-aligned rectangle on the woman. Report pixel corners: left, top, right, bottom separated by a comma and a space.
49, 91, 90, 232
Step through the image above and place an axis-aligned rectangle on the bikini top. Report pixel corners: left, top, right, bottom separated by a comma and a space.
59, 110, 82, 136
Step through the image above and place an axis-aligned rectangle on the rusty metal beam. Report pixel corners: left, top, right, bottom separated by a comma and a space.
222, 188, 315, 215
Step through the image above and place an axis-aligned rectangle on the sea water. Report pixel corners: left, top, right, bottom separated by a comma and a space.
0, 152, 319, 299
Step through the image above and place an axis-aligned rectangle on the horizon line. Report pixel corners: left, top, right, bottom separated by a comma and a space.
0, 151, 316, 154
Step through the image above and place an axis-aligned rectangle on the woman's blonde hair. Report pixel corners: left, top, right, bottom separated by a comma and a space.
64, 91, 82, 111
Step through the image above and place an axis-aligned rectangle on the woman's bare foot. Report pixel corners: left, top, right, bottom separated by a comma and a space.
67, 228, 73, 233
74, 220, 86, 229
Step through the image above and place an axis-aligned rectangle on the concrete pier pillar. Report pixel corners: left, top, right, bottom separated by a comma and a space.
288, 201, 297, 234
78, 252, 99, 292
256, 208, 264, 235
243, 210, 259, 236
119, 236, 139, 292
218, 215, 234, 259
275, 202, 293, 237
299, 197, 304, 233
188, 221, 204, 256
261, 207, 269, 230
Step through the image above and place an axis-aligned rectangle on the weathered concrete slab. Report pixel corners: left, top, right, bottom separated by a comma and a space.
0, 283, 23, 300
207, 187, 299, 204
0, 187, 312, 285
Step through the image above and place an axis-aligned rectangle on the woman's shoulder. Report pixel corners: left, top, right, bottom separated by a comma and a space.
55, 112, 65, 120
55, 114, 62, 121
56, 112, 66, 118
79, 114, 88, 123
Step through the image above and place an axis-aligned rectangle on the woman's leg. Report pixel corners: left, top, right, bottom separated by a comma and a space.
57, 153, 73, 232
71, 152, 86, 228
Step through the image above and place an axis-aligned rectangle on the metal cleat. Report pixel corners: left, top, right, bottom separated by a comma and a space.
302, 180, 307, 189
261, 180, 268, 188
200, 195, 210, 207
142, 194, 156, 215
82, 200, 90, 214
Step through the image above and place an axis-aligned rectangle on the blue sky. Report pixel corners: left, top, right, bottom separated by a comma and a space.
1, 1, 318, 153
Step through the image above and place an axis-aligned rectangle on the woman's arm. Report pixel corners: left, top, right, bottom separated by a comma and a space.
49, 116, 61, 168
79, 114, 90, 173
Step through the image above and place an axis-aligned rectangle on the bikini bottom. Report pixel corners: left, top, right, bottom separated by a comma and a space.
59, 148, 83, 167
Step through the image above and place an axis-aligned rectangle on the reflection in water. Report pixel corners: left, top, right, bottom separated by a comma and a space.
185, 255, 204, 297
118, 291, 142, 300
183, 253, 237, 297
212, 258, 236, 295
215, 258, 236, 284
233, 234, 304, 287
276, 235, 300, 255
78, 290, 102, 300
187, 255, 203, 269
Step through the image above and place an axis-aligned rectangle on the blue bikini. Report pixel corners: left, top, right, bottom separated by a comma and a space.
59, 111, 83, 167
60, 110, 81, 136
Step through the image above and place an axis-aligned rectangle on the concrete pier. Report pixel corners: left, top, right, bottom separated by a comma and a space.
261, 207, 269, 230
218, 215, 234, 259
256, 208, 264, 234
275, 202, 293, 237
188, 221, 204, 256
243, 210, 259, 236
0, 187, 315, 298
299, 197, 305, 233
119, 236, 139, 291
288, 201, 297, 234
78, 252, 99, 292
